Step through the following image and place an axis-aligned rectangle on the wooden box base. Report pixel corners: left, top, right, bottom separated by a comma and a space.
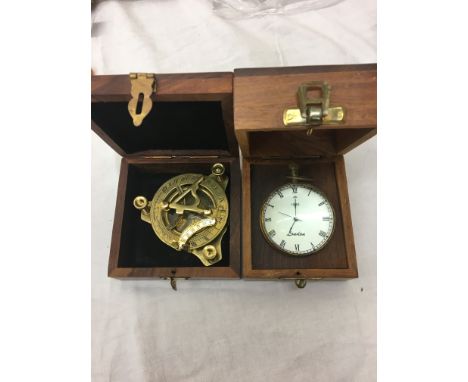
242, 156, 357, 279
108, 156, 241, 279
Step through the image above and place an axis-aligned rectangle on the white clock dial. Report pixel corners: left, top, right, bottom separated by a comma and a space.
260, 183, 335, 256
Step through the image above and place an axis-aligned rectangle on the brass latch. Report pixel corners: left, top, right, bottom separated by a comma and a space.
170, 277, 177, 291
283, 81, 345, 135
128, 73, 156, 127
295, 279, 307, 288
294, 278, 322, 289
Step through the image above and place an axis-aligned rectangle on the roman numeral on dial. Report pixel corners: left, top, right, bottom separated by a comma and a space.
277, 190, 284, 198
280, 240, 286, 248
295, 244, 300, 251
322, 216, 331, 221
292, 185, 298, 193
319, 230, 327, 238
269, 230, 276, 237
318, 201, 326, 206
265, 217, 271, 222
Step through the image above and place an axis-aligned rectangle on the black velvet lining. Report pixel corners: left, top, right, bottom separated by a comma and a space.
118, 163, 231, 268
92, 101, 229, 154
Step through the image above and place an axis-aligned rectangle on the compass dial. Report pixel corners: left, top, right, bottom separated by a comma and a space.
151, 173, 228, 251
260, 183, 335, 256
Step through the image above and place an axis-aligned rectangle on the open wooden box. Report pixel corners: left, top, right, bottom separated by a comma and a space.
234, 64, 377, 283
92, 73, 241, 280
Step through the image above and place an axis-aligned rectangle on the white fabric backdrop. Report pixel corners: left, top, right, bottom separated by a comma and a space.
91, 1, 376, 380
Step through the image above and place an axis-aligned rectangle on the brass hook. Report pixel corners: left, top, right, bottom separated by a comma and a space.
170, 277, 177, 291
295, 279, 307, 289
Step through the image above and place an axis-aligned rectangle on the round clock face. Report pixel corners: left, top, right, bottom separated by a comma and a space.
260, 183, 335, 256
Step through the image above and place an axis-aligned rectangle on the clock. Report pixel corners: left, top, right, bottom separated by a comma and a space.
259, 164, 335, 256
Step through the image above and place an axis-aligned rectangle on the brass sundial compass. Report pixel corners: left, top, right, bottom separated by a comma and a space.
133, 163, 229, 266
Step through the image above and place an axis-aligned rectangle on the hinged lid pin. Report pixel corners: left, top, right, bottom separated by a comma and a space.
128, 73, 156, 127
283, 81, 345, 135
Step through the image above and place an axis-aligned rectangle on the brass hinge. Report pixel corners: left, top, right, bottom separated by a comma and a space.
283, 81, 345, 135
128, 73, 156, 127
142, 155, 174, 159
142, 155, 220, 159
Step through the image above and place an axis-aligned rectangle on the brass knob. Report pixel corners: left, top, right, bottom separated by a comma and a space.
212, 163, 225, 176
133, 196, 148, 210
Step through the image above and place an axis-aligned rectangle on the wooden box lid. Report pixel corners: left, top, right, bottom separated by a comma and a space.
234, 64, 377, 158
92, 72, 238, 157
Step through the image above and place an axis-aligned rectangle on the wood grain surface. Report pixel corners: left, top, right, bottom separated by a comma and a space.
234, 64, 376, 157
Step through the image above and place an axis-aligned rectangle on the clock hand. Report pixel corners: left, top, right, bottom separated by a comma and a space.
279, 211, 294, 219
288, 219, 297, 234
279, 211, 303, 221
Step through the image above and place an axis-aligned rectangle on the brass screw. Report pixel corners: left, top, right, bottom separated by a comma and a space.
203, 245, 217, 260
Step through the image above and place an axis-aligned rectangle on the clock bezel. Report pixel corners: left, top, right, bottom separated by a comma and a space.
259, 182, 336, 257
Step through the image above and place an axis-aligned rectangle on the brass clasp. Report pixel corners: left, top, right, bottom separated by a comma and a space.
283, 81, 345, 135
295, 279, 307, 288
128, 73, 156, 127
293, 278, 323, 288
170, 277, 177, 291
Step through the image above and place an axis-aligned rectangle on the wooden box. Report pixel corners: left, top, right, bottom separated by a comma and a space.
234, 64, 377, 283
92, 73, 241, 281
